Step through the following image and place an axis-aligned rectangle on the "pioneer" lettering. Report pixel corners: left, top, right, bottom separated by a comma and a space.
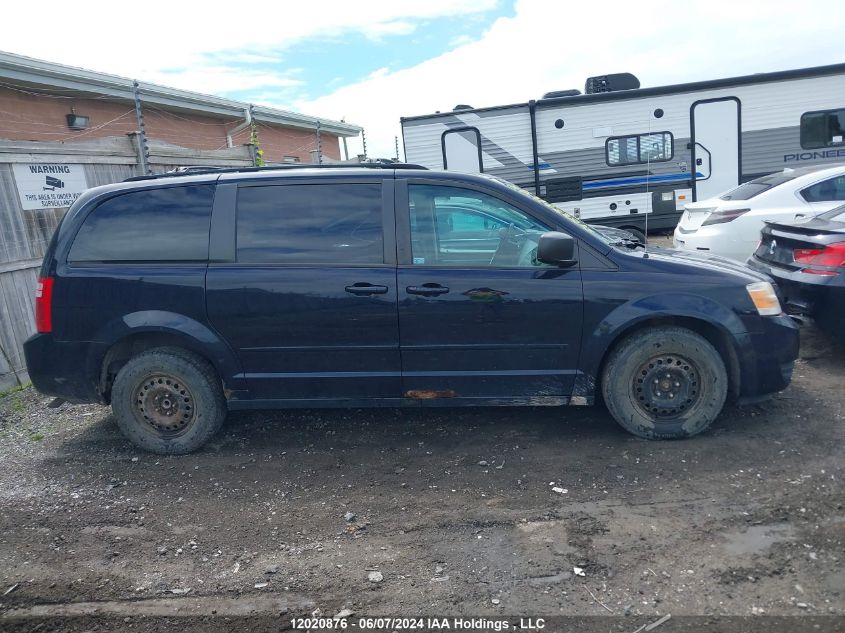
784, 149, 845, 162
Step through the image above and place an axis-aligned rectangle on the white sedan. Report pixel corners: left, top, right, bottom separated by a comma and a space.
673, 164, 845, 262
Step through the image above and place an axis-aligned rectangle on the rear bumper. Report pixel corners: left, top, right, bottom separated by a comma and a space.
737, 314, 799, 401
672, 227, 757, 263
23, 334, 105, 404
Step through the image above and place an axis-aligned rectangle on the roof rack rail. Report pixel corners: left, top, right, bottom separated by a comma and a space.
123, 163, 428, 182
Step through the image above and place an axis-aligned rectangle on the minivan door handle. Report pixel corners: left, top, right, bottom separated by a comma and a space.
406, 283, 450, 296
345, 283, 389, 296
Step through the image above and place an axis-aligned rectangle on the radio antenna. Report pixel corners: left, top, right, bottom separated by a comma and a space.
643, 107, 651, 258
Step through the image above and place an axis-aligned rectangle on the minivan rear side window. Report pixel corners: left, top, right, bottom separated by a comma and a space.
236, 183, 383, 264
68, 185, 214, 262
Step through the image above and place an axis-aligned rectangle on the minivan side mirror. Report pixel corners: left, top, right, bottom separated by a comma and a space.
537, 232, 577, 267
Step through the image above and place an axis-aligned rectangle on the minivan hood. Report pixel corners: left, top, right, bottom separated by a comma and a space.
631, 245, 769, 283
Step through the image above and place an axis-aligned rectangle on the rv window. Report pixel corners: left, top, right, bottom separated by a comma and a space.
800, 109, 845, 149
606, 132, 673, 166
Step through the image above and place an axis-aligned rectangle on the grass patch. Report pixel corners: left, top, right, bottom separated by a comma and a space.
30, 432, 44, 442
0, 382, 31, 399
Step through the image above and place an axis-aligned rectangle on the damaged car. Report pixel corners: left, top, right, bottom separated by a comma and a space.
25, 165, 798, 453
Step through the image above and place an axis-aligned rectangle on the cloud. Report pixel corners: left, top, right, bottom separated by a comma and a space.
151, 67, 303, 94
2, 1, 498, 91
365, 20, 418, 41
448, 34, 476, 48
297, 0, 843, 158
4, 0, 840, 159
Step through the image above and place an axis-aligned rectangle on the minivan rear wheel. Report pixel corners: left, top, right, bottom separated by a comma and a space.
111, 347, 226, 454
601, 327, 727, 439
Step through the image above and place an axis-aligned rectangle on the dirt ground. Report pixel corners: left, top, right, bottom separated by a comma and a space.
0, 323, 843, 632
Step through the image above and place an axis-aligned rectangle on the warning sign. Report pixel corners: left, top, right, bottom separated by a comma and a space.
12, 163, 89, 210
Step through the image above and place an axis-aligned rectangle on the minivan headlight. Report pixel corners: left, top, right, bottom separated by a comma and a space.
746, 281, 782, 316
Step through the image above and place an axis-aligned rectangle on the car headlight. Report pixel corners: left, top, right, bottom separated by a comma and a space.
746, 281, 782, 316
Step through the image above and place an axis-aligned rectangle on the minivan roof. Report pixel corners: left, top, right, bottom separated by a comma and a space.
69, 166, 477, 222
124, 163, 428, 183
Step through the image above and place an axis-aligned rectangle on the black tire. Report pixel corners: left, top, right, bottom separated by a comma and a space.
601, 327, 727, 439
111, 347, 226, 454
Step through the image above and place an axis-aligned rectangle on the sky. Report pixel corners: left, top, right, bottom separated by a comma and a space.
2, 0, 842, 158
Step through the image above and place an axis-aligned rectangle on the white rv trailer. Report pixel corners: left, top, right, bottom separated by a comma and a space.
401, 64, 845, 240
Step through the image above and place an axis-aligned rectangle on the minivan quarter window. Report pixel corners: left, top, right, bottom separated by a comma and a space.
68, 185, 214, 262
236, 183, 384, 264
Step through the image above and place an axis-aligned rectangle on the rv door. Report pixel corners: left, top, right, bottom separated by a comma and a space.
690, 98, 740, 201
442, 127, 483, 173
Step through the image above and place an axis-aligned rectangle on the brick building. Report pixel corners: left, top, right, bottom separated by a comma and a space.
0, 51, 360, 164
0, 51, 361, 389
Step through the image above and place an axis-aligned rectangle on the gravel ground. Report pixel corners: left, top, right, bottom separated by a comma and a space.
0, 324, 842, 632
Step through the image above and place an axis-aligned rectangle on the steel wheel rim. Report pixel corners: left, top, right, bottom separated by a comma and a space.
632, 354, 701, 419
133, 373, 196, 437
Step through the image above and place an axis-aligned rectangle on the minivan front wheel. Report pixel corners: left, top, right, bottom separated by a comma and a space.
601, 327, 728, 439
111, 348, 226, 454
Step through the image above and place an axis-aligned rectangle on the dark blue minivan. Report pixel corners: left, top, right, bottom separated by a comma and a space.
24, 166, 799, 454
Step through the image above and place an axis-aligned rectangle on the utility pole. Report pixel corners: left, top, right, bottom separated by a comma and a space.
315, 121, 322, 164
132, 80, 152, 175
394, 136, 399, 162
341, 117, 349, 161
361, 129, 367, 160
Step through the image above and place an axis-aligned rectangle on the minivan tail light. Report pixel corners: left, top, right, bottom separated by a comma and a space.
793, 242, 845, 273
35, 276, 54, 333
701, 208, 751, 226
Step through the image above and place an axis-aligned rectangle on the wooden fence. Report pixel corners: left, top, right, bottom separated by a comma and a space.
0, 135, 254, 390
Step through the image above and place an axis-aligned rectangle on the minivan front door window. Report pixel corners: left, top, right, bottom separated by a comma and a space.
408, 185, 551, 267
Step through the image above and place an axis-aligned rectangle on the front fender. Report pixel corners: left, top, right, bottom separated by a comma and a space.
575, 293, 749, 399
